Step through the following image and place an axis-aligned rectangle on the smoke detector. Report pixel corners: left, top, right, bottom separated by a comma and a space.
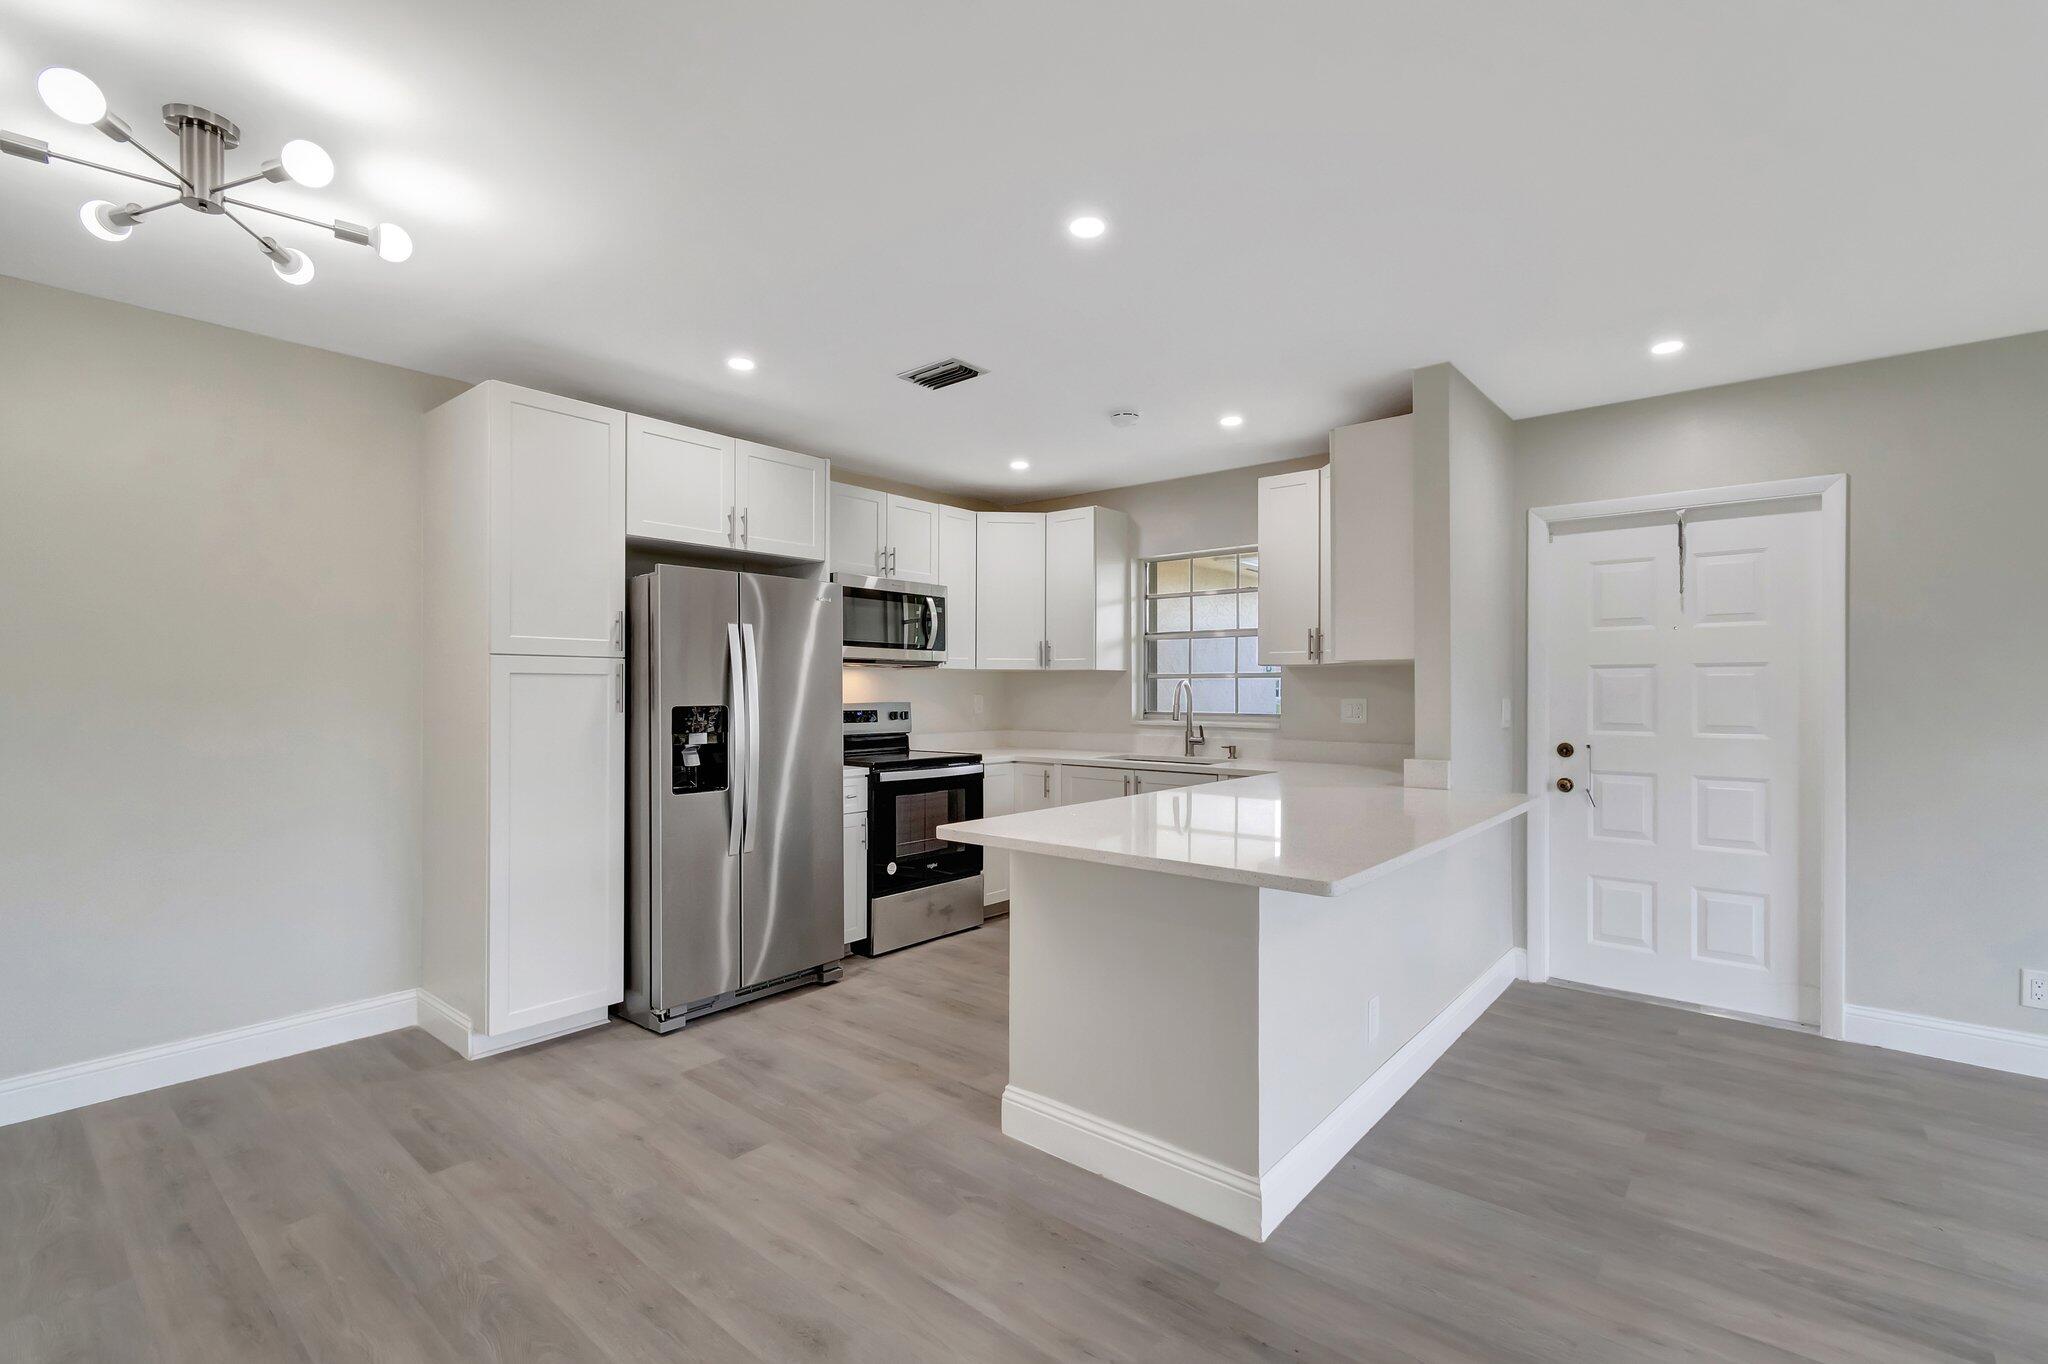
1109, 410, 1140, 427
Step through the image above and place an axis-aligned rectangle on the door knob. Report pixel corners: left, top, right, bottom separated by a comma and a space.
1555, 777, 1575, 793
1555, 741, 1574, 758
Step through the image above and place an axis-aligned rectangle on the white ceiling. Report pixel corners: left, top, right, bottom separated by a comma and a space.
3, 1, 2044, 498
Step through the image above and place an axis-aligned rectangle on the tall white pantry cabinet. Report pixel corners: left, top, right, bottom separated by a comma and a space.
423, 381, 627, 1057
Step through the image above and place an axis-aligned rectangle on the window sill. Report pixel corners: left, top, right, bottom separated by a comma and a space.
1132, 716, 1281, 733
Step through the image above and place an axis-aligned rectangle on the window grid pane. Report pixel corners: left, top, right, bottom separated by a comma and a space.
1139, 547, 1276, 719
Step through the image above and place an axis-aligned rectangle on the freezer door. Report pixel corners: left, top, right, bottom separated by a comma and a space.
737, 573, 845, 987
647, 564, 745, 1011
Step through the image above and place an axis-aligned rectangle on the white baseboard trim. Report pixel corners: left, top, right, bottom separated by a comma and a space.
1002, 946, 1526, 1241
1256, 945, 1524, 1237
414, 991, 611, 1060
0, 990, 419, 1129
1002, 1085, 1266, 1239
1842, 1004, 2048, 1081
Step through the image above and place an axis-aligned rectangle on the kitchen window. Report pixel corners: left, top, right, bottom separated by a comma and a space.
1140, 548, 1280, 719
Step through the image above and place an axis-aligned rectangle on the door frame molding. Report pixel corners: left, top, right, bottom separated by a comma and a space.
1524, 474, 1847, 1039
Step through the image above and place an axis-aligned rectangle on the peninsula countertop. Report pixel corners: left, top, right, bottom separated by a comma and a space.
940, 766, 1530, 897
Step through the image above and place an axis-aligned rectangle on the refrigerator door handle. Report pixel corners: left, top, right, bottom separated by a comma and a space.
726, 622, 746, 857
740, 621, 763, 853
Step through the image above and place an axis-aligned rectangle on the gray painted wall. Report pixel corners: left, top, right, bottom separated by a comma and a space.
0, 276, 464, 1079
1515, 331, 2048, 1035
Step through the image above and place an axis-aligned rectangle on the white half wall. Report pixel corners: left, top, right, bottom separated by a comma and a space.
0, 275, 463, 1085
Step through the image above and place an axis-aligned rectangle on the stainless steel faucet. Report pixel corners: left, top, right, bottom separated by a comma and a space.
1170, 679, 1207, 758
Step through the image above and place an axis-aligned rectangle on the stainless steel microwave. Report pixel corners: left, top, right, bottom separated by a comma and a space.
833, 575, 946, 666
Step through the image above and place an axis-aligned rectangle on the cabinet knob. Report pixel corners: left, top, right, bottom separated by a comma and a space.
1555, 741, 1574, 758
1555, 777, 1574, 794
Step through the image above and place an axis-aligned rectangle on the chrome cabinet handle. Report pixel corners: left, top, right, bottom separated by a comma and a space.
612, 610, 624, 651
741, 509, 749, 545
727, 507, 735, 543
1042, 769, 1050, 798
614, 663, 624, 712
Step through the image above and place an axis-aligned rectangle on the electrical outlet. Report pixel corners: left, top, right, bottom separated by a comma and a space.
1367, 995, 1382, 1043
2024, 969, 2048, 1010
1340, 698, 1368, 725
972, 692, 986, 716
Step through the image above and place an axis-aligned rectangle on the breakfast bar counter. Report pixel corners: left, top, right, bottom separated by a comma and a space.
941, 772, 1531, 1240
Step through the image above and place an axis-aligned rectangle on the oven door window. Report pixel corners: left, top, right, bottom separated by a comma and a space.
869, 773, 982, 892
844, 586, 946, 653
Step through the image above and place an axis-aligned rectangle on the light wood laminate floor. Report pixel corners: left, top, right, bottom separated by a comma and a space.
5, 916, 2047, 1363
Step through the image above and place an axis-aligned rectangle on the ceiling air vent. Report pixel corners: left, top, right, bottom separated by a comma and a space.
898, 358, 985, 391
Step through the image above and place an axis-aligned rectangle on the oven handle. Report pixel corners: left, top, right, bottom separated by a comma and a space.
876, 764, 984, 783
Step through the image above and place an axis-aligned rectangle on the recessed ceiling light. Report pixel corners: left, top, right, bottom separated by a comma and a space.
726, 355, 756, 372
1066, 215, 1106, 240
1649, 338, 1686, 356
1218, 413, 1245, 428
1009, 459, 1030, 471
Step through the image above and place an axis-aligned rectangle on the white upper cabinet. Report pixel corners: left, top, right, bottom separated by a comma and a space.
830, 483, 889, 577
830, 482, 944, 583
1327, 413, 1415, 662
939, 504, 977, 667
487, 383, 626, 657
976, 512, 1048, 669
1257, 468, 1325, 668
886, 494, 942, 584
735, 440, 829, 562
1257, 414, 1416, 667
1045, 506, 1129, 670
626, 415, 736, 550
975, 506, 1129, 671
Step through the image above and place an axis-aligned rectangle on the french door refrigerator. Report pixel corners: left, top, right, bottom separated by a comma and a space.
621, 564, 844, 1032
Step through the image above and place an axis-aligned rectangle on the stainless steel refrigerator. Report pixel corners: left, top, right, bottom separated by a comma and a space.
620, 565, 844, 1032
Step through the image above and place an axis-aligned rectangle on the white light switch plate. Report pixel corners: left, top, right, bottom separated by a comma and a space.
1500, 697, 1512, 729
1368, 995, 1382, 1042
1340, 699, 1367, 725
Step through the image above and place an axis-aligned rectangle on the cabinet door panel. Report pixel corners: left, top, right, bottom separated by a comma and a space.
736, 441, 828, 561
1135, 770, 1216, 792
980, 763, 1014, 903
1060, 765, 1133, 805
830, 483, 888, 578
1013, 762, 1056, 811
939, 505, 977, 667
1044, 507, 1098, 669
489, 656, 624, 1035
887, 495, 942, 584
626, 415, 735, 549
491, 387, 626, 656
1257, 469, 1322, 667
843, 813, 868, 943
975, 513, 1046, 669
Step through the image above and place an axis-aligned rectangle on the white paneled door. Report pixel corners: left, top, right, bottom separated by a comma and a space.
1545, 509, 1819, 1022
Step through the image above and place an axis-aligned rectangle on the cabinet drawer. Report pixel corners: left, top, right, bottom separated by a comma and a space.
842, 775, 868, 813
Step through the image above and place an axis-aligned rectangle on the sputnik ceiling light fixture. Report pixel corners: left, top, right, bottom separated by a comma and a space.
1, 67, 410, 285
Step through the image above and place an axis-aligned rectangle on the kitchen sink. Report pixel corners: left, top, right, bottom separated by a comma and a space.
1103, 753, 1222, 766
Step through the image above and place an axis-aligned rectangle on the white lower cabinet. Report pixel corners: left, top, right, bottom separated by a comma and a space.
1060, 765, 1135, 805
487, 655, 625, 1036
1015, 762, 1056, 811
842, 812, 868, 943
981, 763, 1015, 904
1135, 769, 1217, 793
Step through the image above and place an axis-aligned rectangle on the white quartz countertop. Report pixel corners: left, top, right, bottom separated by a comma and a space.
968, 746, 1343, 779
941, 766, 1530, 897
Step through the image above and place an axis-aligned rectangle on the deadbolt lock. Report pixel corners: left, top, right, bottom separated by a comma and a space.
1555, 777, 1575, 793
1556, 741, 1575, 758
